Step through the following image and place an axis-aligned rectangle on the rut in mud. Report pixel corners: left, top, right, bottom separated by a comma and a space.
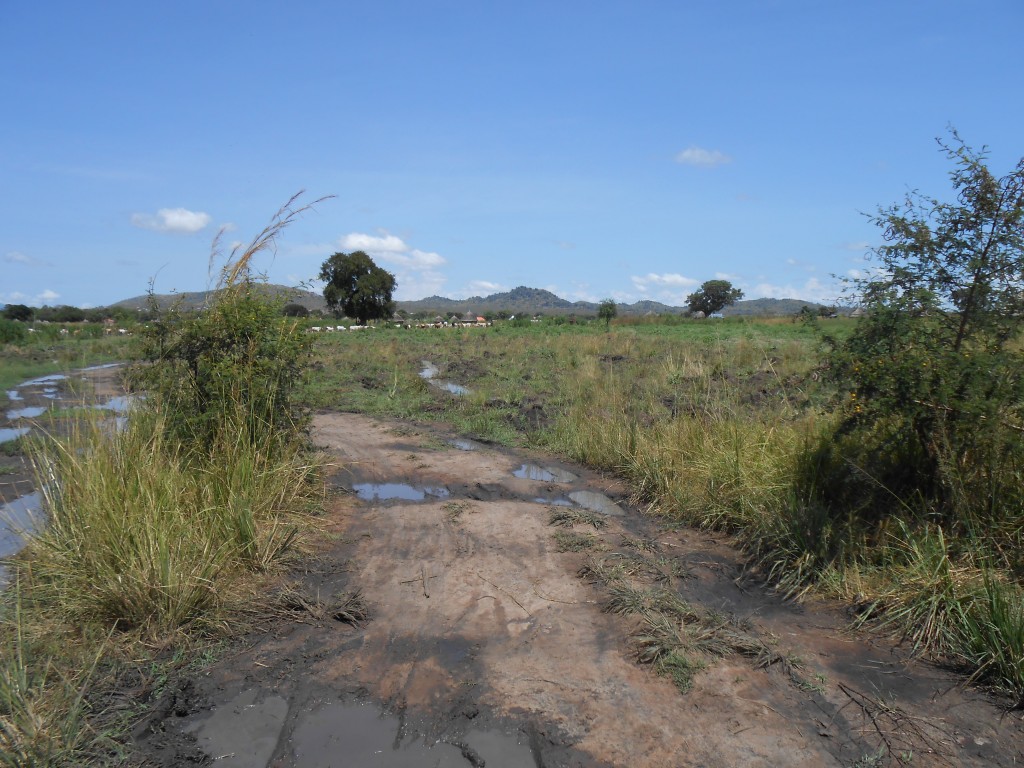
134, 412, 1024, 767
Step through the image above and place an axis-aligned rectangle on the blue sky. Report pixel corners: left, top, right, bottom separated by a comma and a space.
2, 1, 1022, 309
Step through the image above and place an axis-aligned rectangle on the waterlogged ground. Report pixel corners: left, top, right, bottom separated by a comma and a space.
0, 364, 129, 576
135, 412, 1024, 767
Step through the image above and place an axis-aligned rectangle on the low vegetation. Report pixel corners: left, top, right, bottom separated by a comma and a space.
0, 196, 324, 764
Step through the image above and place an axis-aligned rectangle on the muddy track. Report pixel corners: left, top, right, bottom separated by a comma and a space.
134, 412, 1024, 767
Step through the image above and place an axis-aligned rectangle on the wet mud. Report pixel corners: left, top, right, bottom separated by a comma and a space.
129, 412, 1024, 766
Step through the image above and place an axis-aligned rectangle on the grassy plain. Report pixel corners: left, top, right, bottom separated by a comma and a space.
1, 308, 1020, 764
308, 315, 1024, 703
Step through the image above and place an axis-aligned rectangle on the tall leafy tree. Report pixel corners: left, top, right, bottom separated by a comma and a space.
686, 280, 743, 315
826, 130, 1024, 528
319, 251, 396, 324
2, 303, 34, 322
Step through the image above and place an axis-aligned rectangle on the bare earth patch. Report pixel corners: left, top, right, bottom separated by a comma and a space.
134, 412, 1024, 767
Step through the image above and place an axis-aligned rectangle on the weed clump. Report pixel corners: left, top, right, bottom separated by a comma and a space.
133, 195, 320, 454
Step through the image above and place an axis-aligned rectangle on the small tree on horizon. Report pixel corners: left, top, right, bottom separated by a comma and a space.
2, 303, 34, 322
686, 280, 743, 316
598, 298, 617, 331
282, 302, 309, 318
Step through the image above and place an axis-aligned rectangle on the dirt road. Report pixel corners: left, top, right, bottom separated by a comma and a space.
135, 412, 1024, 767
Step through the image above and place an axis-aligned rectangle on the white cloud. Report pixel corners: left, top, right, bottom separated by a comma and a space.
337, 232, 446, 270
674, 146, 733, 168
452, 280, 505, 298
631, 273, 699, 292
131, 207, 212, 234
338, 232, 408, 254
748, 277, 839, 304
629, 273, 700, 305
386, 249, 446, 271
2, 288, 67, 307
397, 271, 447, 300
337, 230, 448, 300
4, 251, 32, 264
565, 282, 600, 303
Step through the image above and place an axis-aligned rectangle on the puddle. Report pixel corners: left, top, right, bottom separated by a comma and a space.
568, 490, 624, 517
437, 637, 472, 666
440, 381, 470, 395
0, 427, 30, 444
79, 362, 122, 372
513, 464, 577, 483
185, 688, 289, 768
6, 405, 47, 420
21, 374, 67, 387
0, 492, 44, 560
186, 689, 536, 768
6, 390, 23, 402
419, 361, 471, 396
94, 395, 136, 413
353, 483, 450, 502
534, 497, 574, 506
290, 700, 535, 768
449, 439, 480, 451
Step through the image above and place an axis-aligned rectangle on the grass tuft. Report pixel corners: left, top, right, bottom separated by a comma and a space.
548, 506, 606, 529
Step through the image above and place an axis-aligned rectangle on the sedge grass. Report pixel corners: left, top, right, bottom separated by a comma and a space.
18, 407, 319, 638
0, 585, 98, 768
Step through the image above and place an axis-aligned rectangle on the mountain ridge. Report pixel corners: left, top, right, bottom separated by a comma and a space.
110, 284, 828, 317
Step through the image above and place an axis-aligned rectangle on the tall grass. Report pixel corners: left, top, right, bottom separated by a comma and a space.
0, 586, 98, 767
18, 408, 320, 637
0, 195, 327, 764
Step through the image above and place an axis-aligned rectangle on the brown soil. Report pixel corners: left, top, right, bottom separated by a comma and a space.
131, 411, 1024, 767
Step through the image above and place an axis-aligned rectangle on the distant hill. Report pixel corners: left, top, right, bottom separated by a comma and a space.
110, 284, 829, 318
112, 285, 326, 313
397, 286, 688, 317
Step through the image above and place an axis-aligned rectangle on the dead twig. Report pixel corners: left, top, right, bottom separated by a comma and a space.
834, 682, 953, 765
474, 572, 532, 616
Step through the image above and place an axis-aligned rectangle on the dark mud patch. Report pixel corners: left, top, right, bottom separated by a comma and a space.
513, 397, 554, 433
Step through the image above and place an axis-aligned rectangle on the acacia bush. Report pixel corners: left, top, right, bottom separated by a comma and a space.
806, 133, 1024, 563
